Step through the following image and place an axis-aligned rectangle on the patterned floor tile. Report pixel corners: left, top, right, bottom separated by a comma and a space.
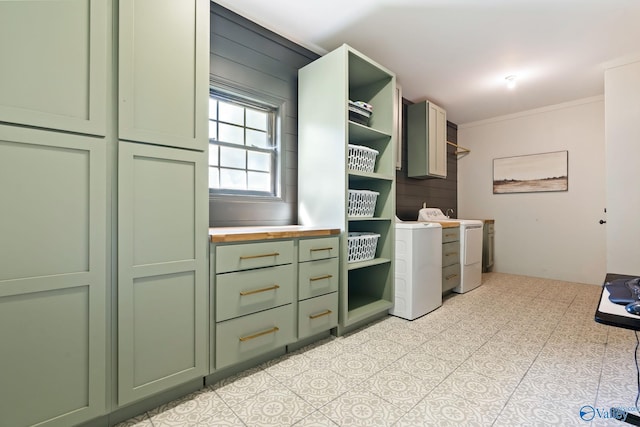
395, 390, 501, 427
318, 388, 406, 426
360, 367, 433, 411
146, 388, 229, 427
230, 382, 315, 427
391, 348, 458, 384
329, 351, 383, 381
282, 368, 354, 409
261, 351, 313, 381
495, 395, 587, 426
113, 414, 154, 427
292, 410, 340, 426
210, 367, 280, 407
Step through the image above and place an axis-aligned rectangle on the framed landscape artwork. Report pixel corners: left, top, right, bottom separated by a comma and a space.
493, 151, 568, 194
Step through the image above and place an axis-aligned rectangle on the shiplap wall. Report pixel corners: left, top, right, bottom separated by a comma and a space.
209, 3, 319, 226
209, 3, 458, 226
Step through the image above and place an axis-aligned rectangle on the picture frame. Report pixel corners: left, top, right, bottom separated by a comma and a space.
493, 150, 568, 194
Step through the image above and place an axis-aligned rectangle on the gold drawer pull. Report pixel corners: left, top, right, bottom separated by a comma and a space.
445, 274, 459, 280
444, 234, 457, 238
239, 326, 279, 342
239, 284, 280, 296
239, 252, 280, 260
445, 252, 458, 256
310, 247, 334, 252
310, 274, 333, 282
309, 309, 332, 319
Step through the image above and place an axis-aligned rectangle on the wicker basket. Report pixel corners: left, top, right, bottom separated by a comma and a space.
348, 144, 379, 173
347, 189, 379, 217
347, 232, 380, 262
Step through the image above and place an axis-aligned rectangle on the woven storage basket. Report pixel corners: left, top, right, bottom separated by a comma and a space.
347, 232, 380, 262
348, 144, 379, 173
347, 189, 379, 217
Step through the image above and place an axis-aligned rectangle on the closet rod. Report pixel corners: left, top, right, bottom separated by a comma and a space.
447, 141, 470, 155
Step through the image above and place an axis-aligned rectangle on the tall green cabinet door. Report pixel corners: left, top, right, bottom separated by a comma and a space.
0, 125, 107, 427
117, 141, 208, 406
118, 0, 209, 151
0, 0, 108, 135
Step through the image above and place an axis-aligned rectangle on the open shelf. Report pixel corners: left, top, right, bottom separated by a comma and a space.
298, 44, 396, 335
346, 297, 393, 325
347, 257, 391, 271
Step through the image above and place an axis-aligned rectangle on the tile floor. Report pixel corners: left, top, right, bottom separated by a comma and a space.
117, 272, 640, 426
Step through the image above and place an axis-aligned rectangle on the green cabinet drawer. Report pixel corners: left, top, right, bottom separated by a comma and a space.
298, 292, 338, 339
216, 264, 294, 322
442, 227, 460, 243
485, 223, 494, 234
216, 240, 294, 273
443, 263, 461, 293
299, 236, 339, 262
216, 304, 294, 369
442, 241, 460, 267
298, 258, 339, 300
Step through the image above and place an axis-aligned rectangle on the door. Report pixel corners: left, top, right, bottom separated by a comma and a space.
117, 141, 208, 405
118, 0, 209, 150
605, 61, 640, 276
0, 125, 106, 427
0, 0, 108, 135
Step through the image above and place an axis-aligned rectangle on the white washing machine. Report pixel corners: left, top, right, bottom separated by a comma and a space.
390, 221, 442, 320
418, 208, 484, 293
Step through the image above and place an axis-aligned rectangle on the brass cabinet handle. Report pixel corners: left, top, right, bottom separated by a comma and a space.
445, 274, 459, 280
239, 284, 280, 296
309, 274, 333, 282
239, 326, 279, 342
445, 252, 458, 256
309, 309, 332, 319
310, 247, 334, 252
239, 252, 280, 260
444, 234, 457, 238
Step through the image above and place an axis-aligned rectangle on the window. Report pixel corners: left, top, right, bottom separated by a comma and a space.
208, 91, 279, 197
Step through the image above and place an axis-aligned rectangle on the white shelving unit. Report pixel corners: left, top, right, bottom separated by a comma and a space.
298, 44, 396, 333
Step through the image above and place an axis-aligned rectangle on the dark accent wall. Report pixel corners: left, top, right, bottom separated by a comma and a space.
209, 3, 319, 227
210, 3, 458, 226
396, 99, 458, 220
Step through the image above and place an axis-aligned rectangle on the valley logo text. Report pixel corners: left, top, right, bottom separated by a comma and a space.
579, 405, 636, 422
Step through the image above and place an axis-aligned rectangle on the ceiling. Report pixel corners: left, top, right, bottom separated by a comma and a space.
213, 0, 640, 125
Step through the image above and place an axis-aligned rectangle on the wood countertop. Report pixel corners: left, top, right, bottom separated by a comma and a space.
482, 219, 495, 224
209, 225, 341, 243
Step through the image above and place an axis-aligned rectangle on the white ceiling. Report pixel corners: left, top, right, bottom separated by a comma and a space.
213, 0, 640, 125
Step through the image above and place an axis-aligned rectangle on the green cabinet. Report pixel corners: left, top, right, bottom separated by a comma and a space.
0, 125, 107, 427
441, 227, 461, 293
0, 0, 210, 423
0, 0, 108, 136
297, 237, 339, 339
298, 44, 396, 333
407, 100, 448, 178
118, 0, 209, 151
117, 141, 208, 406
209, 232, 340, 371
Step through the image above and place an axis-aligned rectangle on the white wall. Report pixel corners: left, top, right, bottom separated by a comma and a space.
605, 59, 640, 276
457, 97, 606, 285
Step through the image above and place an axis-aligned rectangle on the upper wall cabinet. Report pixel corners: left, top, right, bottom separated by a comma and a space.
118, 0, 209, 151
407, 100, 447, 178
0, 0, 108, 136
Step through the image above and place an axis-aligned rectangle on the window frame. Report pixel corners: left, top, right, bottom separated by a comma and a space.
207, 86, 284, 201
